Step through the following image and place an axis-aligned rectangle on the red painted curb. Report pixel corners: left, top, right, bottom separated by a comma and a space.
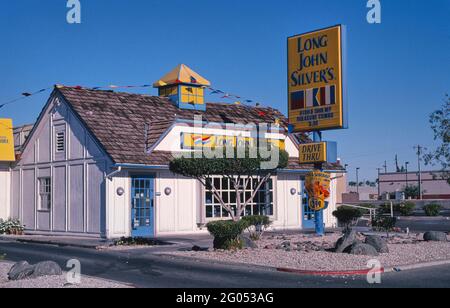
277, 267, 385, 276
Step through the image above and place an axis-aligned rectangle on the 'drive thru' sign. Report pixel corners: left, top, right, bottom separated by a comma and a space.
299, 142, 327, 164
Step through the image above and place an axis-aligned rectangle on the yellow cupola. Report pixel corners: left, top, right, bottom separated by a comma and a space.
153, 64, 210, 111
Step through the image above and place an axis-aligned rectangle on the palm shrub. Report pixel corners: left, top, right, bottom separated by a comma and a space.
423, 203, 442, 217
207, 220, 249, 250
241, 215, 272, 241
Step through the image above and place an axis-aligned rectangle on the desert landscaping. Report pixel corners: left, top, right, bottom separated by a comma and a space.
169, 231, 450, 272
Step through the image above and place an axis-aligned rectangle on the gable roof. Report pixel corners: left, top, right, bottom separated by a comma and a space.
52, 86, 343, 172
56, 86, 295, 165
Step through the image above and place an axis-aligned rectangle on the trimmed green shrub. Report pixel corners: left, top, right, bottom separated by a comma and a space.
207, 220, 249, 250
423, 203, 442, 217
332, 207, 363, 230
241, 215, 272, 240
114, 237, 165, 246
396, 201, 416, 216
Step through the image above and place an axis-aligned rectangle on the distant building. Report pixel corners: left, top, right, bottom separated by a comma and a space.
379, 171, 450, 200
342, 185, 378, 203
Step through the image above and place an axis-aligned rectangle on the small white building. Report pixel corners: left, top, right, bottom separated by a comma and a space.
0, 65, 345, 238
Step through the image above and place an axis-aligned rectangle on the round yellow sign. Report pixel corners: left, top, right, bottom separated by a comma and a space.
305, 170, 331, 211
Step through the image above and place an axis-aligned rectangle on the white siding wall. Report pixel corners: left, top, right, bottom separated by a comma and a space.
324, 174, 338, 228
155, 170, 198, 235
0, 164, 11, 220
273, 173, 302, 229
106, 170, 131, 238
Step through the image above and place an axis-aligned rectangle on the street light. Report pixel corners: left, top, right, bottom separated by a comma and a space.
405, 162, 409, 188
377, 168, 383, 199
356, 168, 360, 195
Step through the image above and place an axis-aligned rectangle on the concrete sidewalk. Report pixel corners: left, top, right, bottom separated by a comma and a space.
0, 234, 112, 249
0, 228, 341, 251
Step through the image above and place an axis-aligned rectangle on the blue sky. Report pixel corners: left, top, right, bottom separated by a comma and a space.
0, 0, 449, 181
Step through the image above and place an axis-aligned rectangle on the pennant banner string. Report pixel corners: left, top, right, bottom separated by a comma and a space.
1, 84, 264, 111
0, 87, 51, 110
207, 87, 262, 106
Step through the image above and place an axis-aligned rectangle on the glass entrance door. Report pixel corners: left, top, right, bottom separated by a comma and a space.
302, 182, 315, 229
131, 176, 155, 237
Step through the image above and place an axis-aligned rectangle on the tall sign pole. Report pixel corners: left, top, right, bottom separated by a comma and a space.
288, 25, 347, 236
312, 131, 325, 236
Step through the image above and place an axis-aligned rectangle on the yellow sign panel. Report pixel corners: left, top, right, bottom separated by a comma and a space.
288, 25, 346, 132
0, 119, 15, 162
181, 133, 285, 150
305, 171, 331, 211
299, 142, 327, 164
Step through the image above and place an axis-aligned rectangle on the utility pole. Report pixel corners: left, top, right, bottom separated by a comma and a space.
377, 168, 382, 199
356, 167, 360, 195
414, 145, 425, 200
383, 161, 387, 173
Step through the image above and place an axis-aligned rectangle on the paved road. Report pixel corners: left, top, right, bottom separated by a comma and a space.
396, 218, 450, 232
0, 240, 449, 288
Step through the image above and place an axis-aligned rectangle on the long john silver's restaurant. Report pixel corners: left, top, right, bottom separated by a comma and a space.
0, 65, 346, 239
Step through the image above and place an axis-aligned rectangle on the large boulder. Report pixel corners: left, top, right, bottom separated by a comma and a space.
335, 229, 357, 253
365, 235, 389, 253
31, 261, 62, 278
349, 243, 379, 256
239, 235, 258, 249
8, 261, 35, 281
423, 231, 448, 242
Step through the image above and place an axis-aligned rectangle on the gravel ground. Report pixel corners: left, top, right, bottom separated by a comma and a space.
169, 232, 450, 271
0, 262, 133, 288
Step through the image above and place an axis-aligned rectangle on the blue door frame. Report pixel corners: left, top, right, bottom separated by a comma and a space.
131, 176, 155, 237
301, 182, 315, 229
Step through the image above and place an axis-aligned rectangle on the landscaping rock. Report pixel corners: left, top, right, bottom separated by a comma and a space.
365, 235, 389, 253
31, 261, 62, 278
276, 241, 291, 250
8, 261, 35, 281
239, 235, 257, 249
349, 243, 379, 256
335, 229, 357, 253
423, 231, 448, 242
